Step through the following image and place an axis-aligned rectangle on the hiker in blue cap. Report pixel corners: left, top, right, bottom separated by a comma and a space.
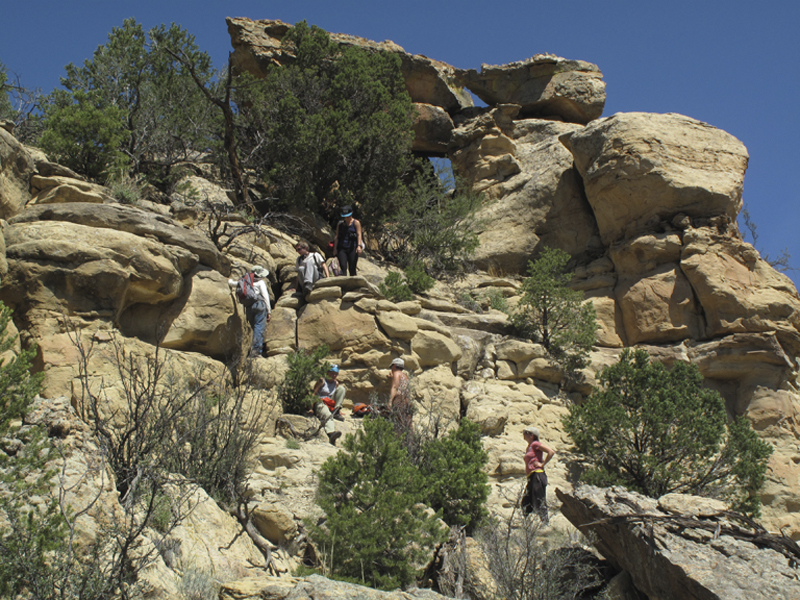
333, 205, 363, 277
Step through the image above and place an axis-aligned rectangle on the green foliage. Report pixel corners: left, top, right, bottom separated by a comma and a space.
456, 292, 483, 313
42, 18, 217, 183
378, 264, 435, 302
382, 164, 482, 275
38, 90, 130, 180
0, 303, 43, 439
0, 302, 64, 598
179, 567, 221, 600
563, 348, 773, 515
0, 62, 13, 120
278, 345, 331, 415
418, 419, 489, 533
404, 262, 436, 294
379, 271, 413, 302
233, 21, 414, 221
313, 416, 448, 589
484, 288, 509, 312
511, 247, 596, 376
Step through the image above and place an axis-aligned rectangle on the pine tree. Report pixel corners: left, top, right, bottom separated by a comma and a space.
419, 418, 489, 533
313, 416, 448, 589
563, 348, 773, 515
511, 247, 597, 376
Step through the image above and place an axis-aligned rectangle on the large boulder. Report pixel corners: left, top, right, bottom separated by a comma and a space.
411, 103, 453, 154
2, 220, 196, 318
0, 127, 35, 218
451, 109, 601, 273
558, 485, 800, 600
562, 112, 749, 245
455, 55, 606, 124
119, 267, 245, 358
226, 17, 473, 113
680, 226, 800, 356
10, 202, 230, 274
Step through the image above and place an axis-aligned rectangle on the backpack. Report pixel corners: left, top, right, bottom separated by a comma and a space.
236, 273, 260, 307
351, 403, 373, 418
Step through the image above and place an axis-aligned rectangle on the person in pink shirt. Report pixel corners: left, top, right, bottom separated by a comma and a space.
522, 426, 555, 522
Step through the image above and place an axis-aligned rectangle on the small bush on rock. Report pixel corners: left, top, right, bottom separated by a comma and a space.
279, 345, 330, 415
379, 271, 413, 303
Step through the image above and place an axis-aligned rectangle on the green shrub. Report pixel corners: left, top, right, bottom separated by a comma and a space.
233, 21, 414, 221
511, 247, 596, 377
381, 164, 482, 276
484, 288, 508, 312
403, 262, 435, 295
563, 348, 773, 515
456, 292, 482, 313
278, 346, 330, 415
312, 416, 448, 589
379, 271, 413, 303
418, 419, 489, 533
38, 90, 130, 181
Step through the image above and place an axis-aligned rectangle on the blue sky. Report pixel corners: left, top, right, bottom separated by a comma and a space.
2, 0, 798, 286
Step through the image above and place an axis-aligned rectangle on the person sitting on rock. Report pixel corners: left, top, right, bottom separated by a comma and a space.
310, 366, 343, 445
313, 364, 346, 422
333, 205, 363, 277
228, 265, 271, 358
295, 240, 329, 298
521, 426, 555, 523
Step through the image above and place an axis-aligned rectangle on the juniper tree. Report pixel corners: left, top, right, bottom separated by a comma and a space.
418, 418, 490, 533
313, 416, 448, 589
563, 348, 773, 515
511, 247, 597, 376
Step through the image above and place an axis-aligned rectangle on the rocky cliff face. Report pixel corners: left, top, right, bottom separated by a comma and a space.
0, 18, 799, 598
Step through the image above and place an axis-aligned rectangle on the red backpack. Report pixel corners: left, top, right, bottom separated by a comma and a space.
236, 273, 259, 307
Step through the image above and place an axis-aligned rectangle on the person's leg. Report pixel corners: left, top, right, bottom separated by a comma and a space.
531, 472, 549, 523
250, 302, 266, 356
314, 402, 335, 435
332, 385, 346, 411
521, 476, 534, 516
347, 248, 358, 276
337, 249, 348, 276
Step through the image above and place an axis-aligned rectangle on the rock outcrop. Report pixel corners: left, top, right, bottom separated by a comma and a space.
0, 16, 799, 597
558, 485, 800, 600
455, 55, 606, 124
226, 17, 473, 114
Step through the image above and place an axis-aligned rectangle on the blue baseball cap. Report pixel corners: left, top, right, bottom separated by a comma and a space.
328, 365, 340, 373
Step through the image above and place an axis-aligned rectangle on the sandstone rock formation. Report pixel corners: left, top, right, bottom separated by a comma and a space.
455, 55, 606, 124
226, 17, 473, 114
558, 485, 800, 600
0, 17, 798, 598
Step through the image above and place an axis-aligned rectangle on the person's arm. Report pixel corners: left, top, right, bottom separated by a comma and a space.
333, 222, 341, 254
355, 219, 363, 254
538, 441, 556, 468
312, 378, 324, 396
319, 254, 330, 277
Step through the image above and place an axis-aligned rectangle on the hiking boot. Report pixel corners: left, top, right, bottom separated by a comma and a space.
327, 431, 342, 445
331, 408, 345, 422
